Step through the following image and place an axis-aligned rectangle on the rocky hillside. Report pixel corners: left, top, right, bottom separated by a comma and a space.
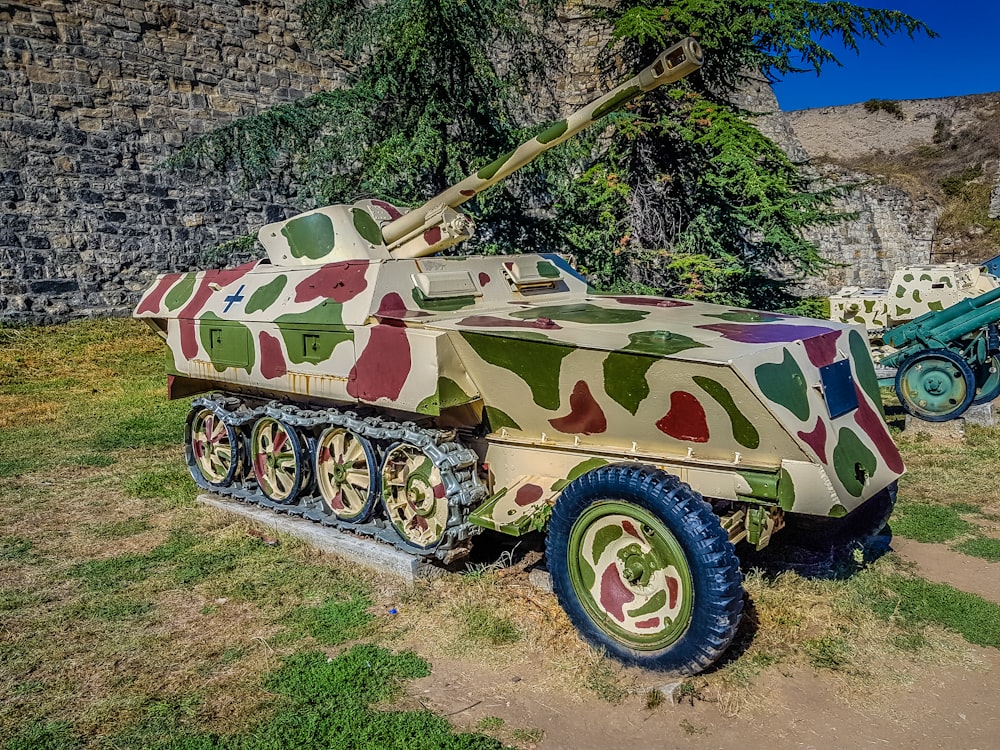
786, 92, 1000, 292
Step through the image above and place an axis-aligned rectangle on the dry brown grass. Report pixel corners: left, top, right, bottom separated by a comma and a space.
2, 318, 996, 745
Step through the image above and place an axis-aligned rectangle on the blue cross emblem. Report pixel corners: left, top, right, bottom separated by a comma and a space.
223, 284, 246, 313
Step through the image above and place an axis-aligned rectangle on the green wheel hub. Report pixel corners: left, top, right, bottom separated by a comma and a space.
895, 349, 975, 421
567, 501, 693, 651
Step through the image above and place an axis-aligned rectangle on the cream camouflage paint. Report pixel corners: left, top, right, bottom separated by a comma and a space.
136, 250, 903, 525
135, 38, 902, 674
830, 262, 1000, 331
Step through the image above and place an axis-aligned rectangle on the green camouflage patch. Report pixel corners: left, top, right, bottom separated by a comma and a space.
164, 273, 197, 311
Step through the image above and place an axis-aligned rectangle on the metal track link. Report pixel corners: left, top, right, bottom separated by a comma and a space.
188, 394, 487, 562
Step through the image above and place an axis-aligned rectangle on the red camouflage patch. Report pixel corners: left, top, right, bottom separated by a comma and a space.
599, 563, 635, 622
656, 391, 709, 443
853, 383, 905, 473
549, 380, 607, 435
514, 484, 544, 507
295, 262, 369, 304
258, 331, 288, 380
346, 324, 411, 402
134, 272, 182, 315
797, 417, 829, 463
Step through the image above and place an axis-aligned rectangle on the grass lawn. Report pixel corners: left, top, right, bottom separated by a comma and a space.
2, 319, 1000, 746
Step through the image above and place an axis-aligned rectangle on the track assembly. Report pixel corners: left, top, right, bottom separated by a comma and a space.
185, 394, 487, 562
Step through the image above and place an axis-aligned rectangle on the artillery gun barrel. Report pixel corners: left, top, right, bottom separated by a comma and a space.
382, 37, 703, 256
920, 300, 1000, 347
885, 284, 1000, 348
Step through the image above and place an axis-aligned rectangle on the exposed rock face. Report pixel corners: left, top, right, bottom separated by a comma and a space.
991, 164, 1000, 221
784, 95, 1000, 293
801, 165, 939, 293
0, 0, 347, 324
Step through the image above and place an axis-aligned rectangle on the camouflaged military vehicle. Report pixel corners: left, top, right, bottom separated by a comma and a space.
830, 261, 1000, 333
135, 38, 904, 675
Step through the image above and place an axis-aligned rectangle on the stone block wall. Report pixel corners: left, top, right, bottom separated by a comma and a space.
0, 0, 347, 323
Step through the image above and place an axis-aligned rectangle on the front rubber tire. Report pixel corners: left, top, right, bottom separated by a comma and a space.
546, 464, 743, 675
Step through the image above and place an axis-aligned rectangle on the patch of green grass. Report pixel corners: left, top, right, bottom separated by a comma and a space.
890, 502, 976, 543
510, 727, 544, 743
457, 604, 521, 646
104, 647, 501, 750
890, 497, 1000, 563
0, 319, 189, 480
0, 588, 44, 612
477, 716, 505, 731
0, 457, 42, 478
2, 720, 82, 750
86, 517, 152, 540
863, 574, 1000, 649
123, 465, 196, 507
66, 530, 201, 591
584, 659, 626, 703
803, 635, 851, 670
645, 689, 666, 709
284, 595, 375, 645
67, 595, 155, 622
953, 537, 1000, 562
92, 407, 185, 452
0, 535, 36, 563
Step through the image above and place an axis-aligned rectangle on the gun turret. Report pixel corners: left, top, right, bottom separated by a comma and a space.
257, 38, 703, 267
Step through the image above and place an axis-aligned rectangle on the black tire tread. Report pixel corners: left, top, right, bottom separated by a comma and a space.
546, 463, 743, 674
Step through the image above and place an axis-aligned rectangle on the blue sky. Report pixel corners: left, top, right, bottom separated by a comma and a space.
772, 1, 1000, 111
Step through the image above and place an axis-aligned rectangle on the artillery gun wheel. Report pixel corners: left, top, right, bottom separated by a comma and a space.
185, 406, 240, 487
315, 427, 378, 522
972, 355, 1000, 406
546, 464, 743, 674
894, 349, 975, 422
250, 417, 308, 503
380, 442, 450, 549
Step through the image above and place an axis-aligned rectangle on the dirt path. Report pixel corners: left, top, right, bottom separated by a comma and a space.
891, 536, 1000, 605
412, 646, 1000, 750
406, 535, 1000, 750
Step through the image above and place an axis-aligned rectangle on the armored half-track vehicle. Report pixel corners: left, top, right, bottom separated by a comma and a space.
136, 39, 903, 674
830, 260, 1000, 333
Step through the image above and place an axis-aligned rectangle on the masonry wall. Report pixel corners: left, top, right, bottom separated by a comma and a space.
0, 0, 348, 323
4, 2, 977, 321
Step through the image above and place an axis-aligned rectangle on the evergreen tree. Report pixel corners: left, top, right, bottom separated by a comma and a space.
172, 0, 932, 310
170, 0, 560, 254
547, 1, 933, 309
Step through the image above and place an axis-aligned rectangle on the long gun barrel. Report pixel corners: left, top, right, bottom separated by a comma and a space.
382, 37, 703, 258
885, 284, 1000, 348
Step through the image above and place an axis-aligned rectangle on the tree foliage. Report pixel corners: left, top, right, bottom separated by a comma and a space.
170, 0, 933, 309
548, 1, 934, 308
169, 0, 560, 253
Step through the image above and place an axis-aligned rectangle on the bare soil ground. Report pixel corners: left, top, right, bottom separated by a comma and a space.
400, 535, 1000, 750
411, 646, 999, 750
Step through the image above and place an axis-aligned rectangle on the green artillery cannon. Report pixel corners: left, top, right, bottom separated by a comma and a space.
881, 285, 1000, 420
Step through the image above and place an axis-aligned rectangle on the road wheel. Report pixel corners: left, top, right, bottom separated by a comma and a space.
315, 427, 378, 522
380, 442, 449, 549
546, 464, 743, 674
250, 416, 306, 503
185, 405, 239, 487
